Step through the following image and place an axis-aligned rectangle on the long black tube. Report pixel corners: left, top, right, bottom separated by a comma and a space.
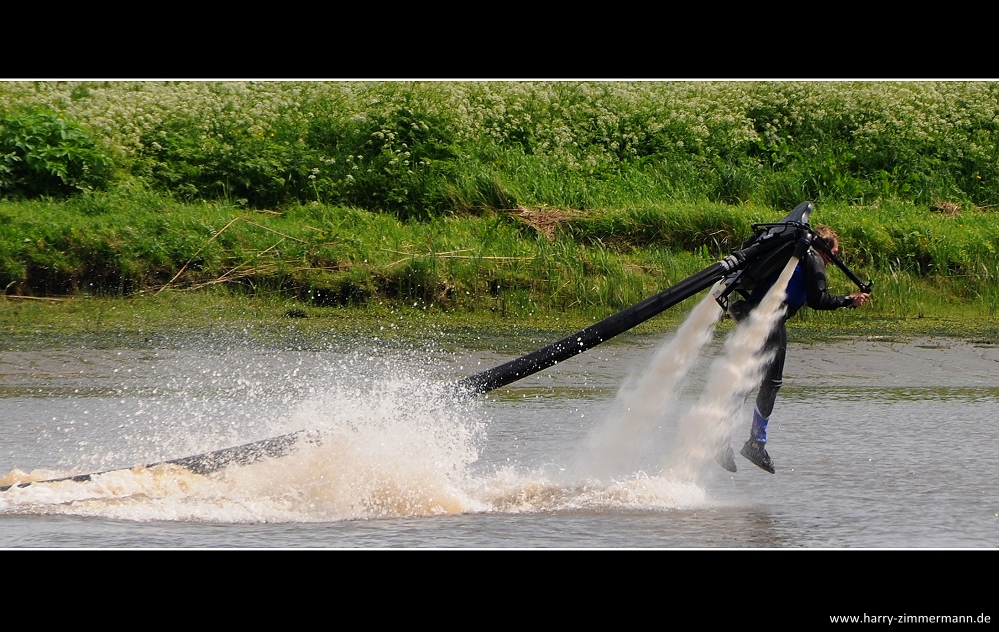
2, 263, 737, 492
454, 261, 732, 394
1, 258, 748, 491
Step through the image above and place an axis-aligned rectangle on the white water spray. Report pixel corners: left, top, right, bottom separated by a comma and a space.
664, 256, 801, 480
0, 360, 491, 522
574, 286, 724, 478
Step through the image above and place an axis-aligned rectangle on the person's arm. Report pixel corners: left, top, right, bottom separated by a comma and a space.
805, 250, 866, 310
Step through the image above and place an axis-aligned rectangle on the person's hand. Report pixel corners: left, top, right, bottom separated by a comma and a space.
849, 292, 870, 307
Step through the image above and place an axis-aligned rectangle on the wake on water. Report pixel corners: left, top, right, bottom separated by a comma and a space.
0, 259, 797, 522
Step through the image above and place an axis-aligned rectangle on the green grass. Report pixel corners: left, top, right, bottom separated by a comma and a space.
1, 191, 998, 303
3, 185, 999, 347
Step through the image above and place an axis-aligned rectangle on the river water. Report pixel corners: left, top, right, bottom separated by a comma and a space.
1, 311, 997, 548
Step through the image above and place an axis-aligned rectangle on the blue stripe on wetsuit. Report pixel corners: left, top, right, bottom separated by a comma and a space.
750, 263, 807, 309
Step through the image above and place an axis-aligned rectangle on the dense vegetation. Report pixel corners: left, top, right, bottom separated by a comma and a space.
1, 81, 998, 331
3, 81, 998, 212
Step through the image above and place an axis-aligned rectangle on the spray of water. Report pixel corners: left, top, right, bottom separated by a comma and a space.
0, 372, 490, 522
664, 256, 800, 481
573, 288, 723, 478
0, 337, 725, 521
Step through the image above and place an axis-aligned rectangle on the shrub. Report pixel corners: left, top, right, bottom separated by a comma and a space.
307, 104, 460, 219
136, 113, 318, 208
0, 110, 112, 199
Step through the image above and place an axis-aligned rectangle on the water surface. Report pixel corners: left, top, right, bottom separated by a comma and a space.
1, 325, 997, 548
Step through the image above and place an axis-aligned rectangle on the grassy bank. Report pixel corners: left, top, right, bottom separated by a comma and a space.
2, 192, 999, 344
5, 193, 999, 311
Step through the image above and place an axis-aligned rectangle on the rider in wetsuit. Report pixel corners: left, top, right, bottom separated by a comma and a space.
724, 225, 870, 473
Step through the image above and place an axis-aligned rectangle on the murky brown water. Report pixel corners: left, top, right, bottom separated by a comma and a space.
1, 327, 997, 548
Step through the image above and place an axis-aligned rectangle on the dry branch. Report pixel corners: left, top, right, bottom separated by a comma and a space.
240, 219, 309, 243
382, 248, 534, 268
155, 216, 241, 295
3, 295, 72, 302
155, 218, 314, 294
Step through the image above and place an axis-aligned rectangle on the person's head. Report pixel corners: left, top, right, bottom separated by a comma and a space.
813, 225, 840, 263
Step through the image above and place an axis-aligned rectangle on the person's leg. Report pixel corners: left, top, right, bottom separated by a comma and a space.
752, 320, 787, 444
741, 321, 785, 473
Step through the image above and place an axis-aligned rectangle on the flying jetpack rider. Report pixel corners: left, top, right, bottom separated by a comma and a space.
720, 225, 870, 474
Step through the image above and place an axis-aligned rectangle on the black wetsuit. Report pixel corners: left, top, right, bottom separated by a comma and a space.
748, 248, 855, 443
